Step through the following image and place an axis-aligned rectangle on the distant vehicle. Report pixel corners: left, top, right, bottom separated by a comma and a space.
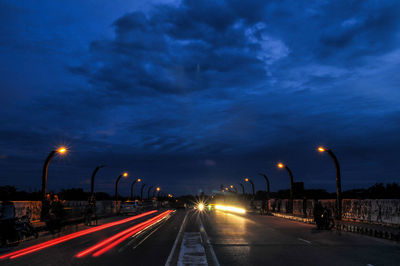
120, 201, 139, 215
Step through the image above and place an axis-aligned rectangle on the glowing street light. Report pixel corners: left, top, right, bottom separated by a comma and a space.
244, 177, 255, 196
277, 162, 295, 213
41, 146, 68, 220
115, 172, 128, 202
317, 146, 342, 220
130, 178, 142, 201
230, 185, 237, 193
153, 187, 161, 198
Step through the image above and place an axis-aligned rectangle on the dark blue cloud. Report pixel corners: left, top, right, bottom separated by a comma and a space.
0, 0, 399, 195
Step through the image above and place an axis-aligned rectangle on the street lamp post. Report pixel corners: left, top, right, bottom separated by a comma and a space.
147, 185, 154, 200
238, 183, 245, 195
115, 172, 128, 202
318, 146, 342, 220
41, 147, 67, 200
90, 165, 105, 198
258, 173, 271, 213
230, 185, 237, 193
41, 146, 67, 221
277, 163, 294, 213
140, 183, 146, 201
244, 178, 255, 196
153, 187, 160, 198
130, 178, 142, 201
258, 173, 271, 199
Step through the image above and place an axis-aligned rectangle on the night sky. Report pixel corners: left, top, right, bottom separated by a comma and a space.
1, 0, 399, 196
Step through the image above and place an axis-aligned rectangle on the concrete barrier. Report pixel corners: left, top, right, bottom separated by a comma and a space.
269, 198, 400, 227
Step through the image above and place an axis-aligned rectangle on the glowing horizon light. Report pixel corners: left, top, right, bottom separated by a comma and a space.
318, 146, 326, 152
215, 204, 246, 214
277, 163, 284, 168
57, 147, 67, 154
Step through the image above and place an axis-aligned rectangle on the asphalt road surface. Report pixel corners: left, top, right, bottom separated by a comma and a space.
1, 209, 399, 266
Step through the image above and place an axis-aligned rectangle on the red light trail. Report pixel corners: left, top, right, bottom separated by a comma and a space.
0, 210, 157, 260
76, 210, 173, 258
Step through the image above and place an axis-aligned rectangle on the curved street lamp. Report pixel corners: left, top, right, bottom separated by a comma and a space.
277, 163, 294, 213
130, 178, 142, 201
238, 183, 245, 195
140, 183, 147, 201
318, 146, 342, 220
147, 185, 154, 200
244, 177, 255, 196
230, 185, 237, 193
153, 187, 161, 198
115, 172, 128, 202
258, 173, 271, 213
41, 146, 68, 200
258, 173, 271, 199
90, 165, 105, 198
41, 146, 68, 220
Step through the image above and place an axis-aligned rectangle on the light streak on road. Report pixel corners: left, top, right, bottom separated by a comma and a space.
76, 210, 173, 257
215, 204, 246, 214
1, 210, 157, 260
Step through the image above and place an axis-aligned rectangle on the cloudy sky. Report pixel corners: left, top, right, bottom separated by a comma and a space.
1, 0, 399, 196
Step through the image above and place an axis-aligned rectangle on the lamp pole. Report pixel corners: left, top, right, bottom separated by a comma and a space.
244, 178, 255, 196
140, 183, 146, 201
115, 172, 128, 202
41, 146, 67, 221
130, 178, 142, 201
147, 185, 154, 200
258, 173, 271, 213
318, 147, 342, 220
90, 165, 105, 198
258, 173, 271, 199
238, 183, 245, 195
277, 163, 294, 213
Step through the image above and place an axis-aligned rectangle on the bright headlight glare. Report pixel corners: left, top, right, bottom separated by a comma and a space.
215, 204, 246, 214
198, 203, 205, 211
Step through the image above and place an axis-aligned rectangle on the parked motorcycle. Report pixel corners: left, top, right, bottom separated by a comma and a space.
15, 215, 39, 240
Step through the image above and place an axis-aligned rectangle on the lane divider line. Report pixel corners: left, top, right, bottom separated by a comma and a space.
298, 238, 312, 244
1, 210, 158, 260
199, 217, 220, 266
165, 211, 189, 266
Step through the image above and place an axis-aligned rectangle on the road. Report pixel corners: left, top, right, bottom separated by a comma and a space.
0, 209, 399, 266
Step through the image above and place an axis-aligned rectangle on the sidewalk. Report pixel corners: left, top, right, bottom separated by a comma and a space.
270, 212, 400, 241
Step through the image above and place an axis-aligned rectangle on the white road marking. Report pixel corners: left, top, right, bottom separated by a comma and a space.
165, 211, 189, 266
178, 232, 207, 266
298, 238, 312, 244
199, 218, 220, 266
131, 214, 172, 250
